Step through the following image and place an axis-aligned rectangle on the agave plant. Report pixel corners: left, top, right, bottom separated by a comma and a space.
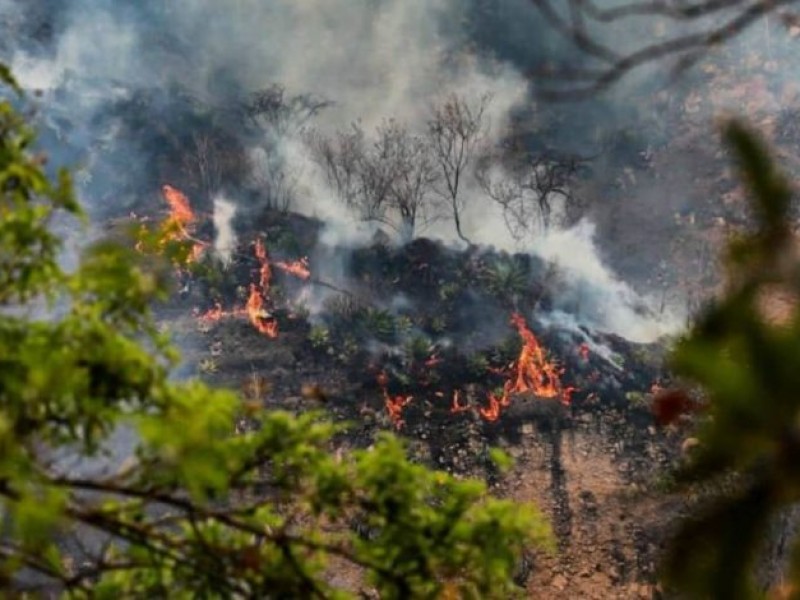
308, 324, 331, 350
483, 256, 529, 301
364, 308, 397, 342
404, 335, 435, 368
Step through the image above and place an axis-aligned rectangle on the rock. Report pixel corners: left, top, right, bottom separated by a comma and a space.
551, 574, 568, 591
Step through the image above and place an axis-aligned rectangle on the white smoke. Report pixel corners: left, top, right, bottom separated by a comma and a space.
212, 196, 236, 267
3, 0, 684, 342
528, 220, 683, 342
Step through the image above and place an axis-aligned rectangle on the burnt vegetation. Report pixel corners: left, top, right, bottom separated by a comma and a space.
11, 0, 800, 595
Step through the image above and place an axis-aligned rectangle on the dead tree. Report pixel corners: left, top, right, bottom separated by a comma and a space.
529, 0, 799, 99
477, 152, 583, 239
247, 145, 299, 212
427, 93, 491, 245
181, 132, 247, 199
311, 120, 439, 243
242, 84, 333, 136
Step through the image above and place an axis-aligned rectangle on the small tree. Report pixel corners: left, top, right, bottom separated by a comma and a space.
241, 84, 332, 138
0, 67, 550, 597
312, 120, 440, 243
476, 151, 583, 239
427, 93, 491, 244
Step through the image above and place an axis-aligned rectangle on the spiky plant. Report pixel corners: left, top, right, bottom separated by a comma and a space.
365, 308, 397, 343
483, 256, 529, 301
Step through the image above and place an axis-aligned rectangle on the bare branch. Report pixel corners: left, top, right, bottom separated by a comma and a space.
428, 93, 491, 244
532, 0, 800, 100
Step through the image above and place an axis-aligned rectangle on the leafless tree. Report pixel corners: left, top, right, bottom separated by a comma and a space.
247, 145, 299, 212
242, 84, 333, 136
427, 93, 491, 245
311, 120, 440, 242
476, 151, 583, 239
181, 132, 247, 199
530, 0, 799, 99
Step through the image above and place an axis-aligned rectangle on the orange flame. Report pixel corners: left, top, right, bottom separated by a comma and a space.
246, 283, 279, 338
254, 238, 272, 292
193, 238, 281, 338
377, 371, 412, 429
481, 312, 570, 422
275, 257, 311, 280
384, 393, 413, 429
200, 302, 225, 322
159, 184, 206, 262
162, 184, 195, 228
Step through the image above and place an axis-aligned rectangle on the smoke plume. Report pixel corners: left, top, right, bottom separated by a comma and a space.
0, 0, 721, 341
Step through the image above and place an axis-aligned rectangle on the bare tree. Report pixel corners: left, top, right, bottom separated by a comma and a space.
181, 132, 247, 199
247, 144, 299, 212
311, 120, 440, 242
427, 93, 491, 244
529, 0, 799, 99
242, 84, 333, 136
476, 151, 583, 239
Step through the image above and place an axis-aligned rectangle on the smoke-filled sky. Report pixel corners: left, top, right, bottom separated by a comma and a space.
4, 0, 794, 342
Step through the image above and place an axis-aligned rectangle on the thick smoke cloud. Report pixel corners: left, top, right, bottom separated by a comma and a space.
1, 0, 684, 341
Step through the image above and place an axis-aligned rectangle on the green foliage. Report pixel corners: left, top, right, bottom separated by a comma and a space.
364, 307, 397, 342
467, 352, 490, 378
482, 256, 529, 300
663, 121, 800, 597
308, 324, 331, 349
438, 280, 462, 302
404, 334, 435, 366
0, 69, 550, 597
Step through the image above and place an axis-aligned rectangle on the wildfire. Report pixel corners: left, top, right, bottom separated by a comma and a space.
254, 238, 272, 292
162, 184, 195, 229
384, 393, 413, 429
481, 312, 571, 422
377, 372, 413, 429
245, 283, 279, 338
200, 302, 225, 322
157, 184, 207, 262
275, 257, 311, 280
194, 239, 280, 338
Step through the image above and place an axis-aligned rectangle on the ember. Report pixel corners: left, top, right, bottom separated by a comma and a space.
384, 392, 413, 429
200, 302, 225, 322
450, 390, 471, 414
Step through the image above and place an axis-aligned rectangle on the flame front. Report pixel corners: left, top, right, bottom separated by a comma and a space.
246, 283, 278, 338
275, 257, 311, 280
254, 238, 272, 292
162, 184, 195, 229
481, 312, 570, 421
158, 184, 206, 262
